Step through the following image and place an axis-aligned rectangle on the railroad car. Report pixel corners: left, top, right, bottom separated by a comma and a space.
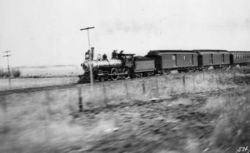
194, 50, 230, 69
229, 51, 250, 66
146, 50, 198, 73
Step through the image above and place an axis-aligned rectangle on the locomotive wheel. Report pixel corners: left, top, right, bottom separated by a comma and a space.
111, 68, 118, 80
123, 69, 130, 79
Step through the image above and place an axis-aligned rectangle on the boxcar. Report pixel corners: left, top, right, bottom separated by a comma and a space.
194, 50, 230, 68
229, 51, 250, 66
146, 50, 198, 72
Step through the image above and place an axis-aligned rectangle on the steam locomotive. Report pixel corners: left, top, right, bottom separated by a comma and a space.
78, 48, 250, 83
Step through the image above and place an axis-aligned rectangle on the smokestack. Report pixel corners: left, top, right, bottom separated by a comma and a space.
91, 47, 94, 60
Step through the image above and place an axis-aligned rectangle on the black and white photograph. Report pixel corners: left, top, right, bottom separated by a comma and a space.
0, 0, 250, 152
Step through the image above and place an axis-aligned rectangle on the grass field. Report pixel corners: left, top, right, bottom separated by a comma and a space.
0, 69, 250, 153
0, 77, 78, 91
0, 65, 82, 91
14, 65, 82, 77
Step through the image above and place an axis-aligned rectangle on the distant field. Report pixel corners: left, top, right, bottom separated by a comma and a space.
17, 65, 83, 77
0, 65, 82, 91
0, 77, 78, 91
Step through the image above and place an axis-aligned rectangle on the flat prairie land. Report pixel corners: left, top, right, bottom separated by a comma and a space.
0, 65, 82, 91
0, 70, 250, 153
0, 77, 78, 91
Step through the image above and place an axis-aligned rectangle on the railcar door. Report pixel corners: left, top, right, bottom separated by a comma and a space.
210, 54, 213, 65
161, 54, 177, 69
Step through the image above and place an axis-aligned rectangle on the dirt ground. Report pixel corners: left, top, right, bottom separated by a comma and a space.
62, 88, 242, 153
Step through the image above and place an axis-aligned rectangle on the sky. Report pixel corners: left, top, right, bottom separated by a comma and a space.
0, 0, 250, 67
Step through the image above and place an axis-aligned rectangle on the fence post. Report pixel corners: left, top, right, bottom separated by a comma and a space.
211, 71, 214, 82
182, 75, 186, 91
233, 71, 236, 83
45, 91, 52, 149
0, 96, 8, 134
45, 91, 52, 119
142, 79, 146, 94
78, 87, 83, 112
103, 84, 108, 107
203, 71, 205, 81
124, 81, 129, 98
192, 75, 196, 91
155, 77, 159, 97
212, 71, 217, 89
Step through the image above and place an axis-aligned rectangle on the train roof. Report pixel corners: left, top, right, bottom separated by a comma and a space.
147, 50, 196, 56
193, 49, 229, 53
229, 51, 250, 54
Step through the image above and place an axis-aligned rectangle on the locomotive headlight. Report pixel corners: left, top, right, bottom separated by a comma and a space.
81, 62, 89, 72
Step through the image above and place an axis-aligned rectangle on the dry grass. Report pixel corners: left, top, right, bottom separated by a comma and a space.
0, 77, 78, 91
198, 88, 250, 152
0, 70, 249, 153
209, 90, 250, 152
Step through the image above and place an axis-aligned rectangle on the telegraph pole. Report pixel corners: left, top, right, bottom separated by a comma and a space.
80, 26, 95, 86
1, 50, 11, 89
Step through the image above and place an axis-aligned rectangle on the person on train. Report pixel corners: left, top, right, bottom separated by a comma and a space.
112, 50, 118, 59
102, 54, 107, 60
97, 54, 102, 61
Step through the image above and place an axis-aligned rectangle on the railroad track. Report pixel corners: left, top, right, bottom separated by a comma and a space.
0, 75, 159, 96
0, 69, 245, 96
0, 79, 128, 96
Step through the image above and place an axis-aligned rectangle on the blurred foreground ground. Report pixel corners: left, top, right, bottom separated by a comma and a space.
0, 69, 250, 153
74, 88, 250, 153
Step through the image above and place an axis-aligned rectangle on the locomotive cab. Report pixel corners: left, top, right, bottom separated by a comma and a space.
110, 53, 135, 80
118, 53, 135, 68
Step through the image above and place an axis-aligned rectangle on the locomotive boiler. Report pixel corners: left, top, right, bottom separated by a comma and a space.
81, 59, 122, 71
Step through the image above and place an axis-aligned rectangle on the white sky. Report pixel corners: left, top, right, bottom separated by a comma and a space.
0, 0, 250, 67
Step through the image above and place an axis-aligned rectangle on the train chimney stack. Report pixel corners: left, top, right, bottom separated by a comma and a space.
91, 47, 94, 60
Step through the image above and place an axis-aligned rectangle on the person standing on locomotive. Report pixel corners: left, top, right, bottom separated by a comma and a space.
118, 50, 126, 67
112, 50, 118, 59
118, 50, 124, 59
102, 54, 107, 60
85, 49, 90, 60
97, 54, 101, 61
